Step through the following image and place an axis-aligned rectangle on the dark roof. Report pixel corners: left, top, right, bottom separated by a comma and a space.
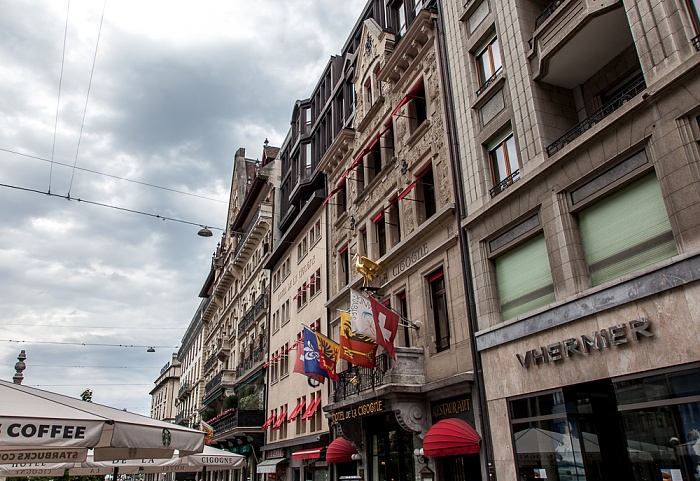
263, 145, 280, 165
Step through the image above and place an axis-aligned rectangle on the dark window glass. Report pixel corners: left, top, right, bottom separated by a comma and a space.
429, 270, 450, 352
422, 167, 436, 220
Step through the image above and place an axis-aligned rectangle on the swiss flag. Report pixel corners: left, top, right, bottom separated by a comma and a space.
368, 296, 399, 359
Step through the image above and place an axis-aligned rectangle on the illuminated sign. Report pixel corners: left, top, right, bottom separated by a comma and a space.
330, 400, 385, 423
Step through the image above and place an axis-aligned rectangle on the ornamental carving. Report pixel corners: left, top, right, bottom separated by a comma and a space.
393, 401, 428, 438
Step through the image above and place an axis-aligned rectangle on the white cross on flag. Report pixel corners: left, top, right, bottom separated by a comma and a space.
368, 295, 399, 359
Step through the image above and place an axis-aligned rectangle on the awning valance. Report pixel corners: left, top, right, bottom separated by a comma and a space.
423, 418, 481, 457
326, 437, 357, 464
292, 447, 324, 460
257, 458, 286, 474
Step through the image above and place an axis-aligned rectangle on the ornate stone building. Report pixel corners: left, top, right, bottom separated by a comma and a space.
174, 304, 205, 429
150, 353, 181, 423
321, 2, 481, 481
440, 0, 700, 478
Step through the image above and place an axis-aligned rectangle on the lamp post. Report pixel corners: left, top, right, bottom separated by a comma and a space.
13, 350, 26, 384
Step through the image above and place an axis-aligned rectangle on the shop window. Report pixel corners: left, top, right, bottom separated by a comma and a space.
428, 269, 450, 352
408, 82, 427, 133
578, 172, 676, 286
475, 33, 503, 94
373, 211, 387, 258
369, 417, 415, 481
488, 128, 520, 197
495, 233, 555, 321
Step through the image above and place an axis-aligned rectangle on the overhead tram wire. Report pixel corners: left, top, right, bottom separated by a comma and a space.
0, 147, 227, 204
2, 323, 185, 330
0, 181, 224, 232
68, 0, 107, 197
0, 339, 177, 349
49, 0, 71, 194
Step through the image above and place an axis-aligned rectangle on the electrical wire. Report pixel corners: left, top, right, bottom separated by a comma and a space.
2, 323, 185, 330
0, 181, 224, 232
30, 365, 162, 369
68, 0, 107, 196
0, 147, 226, 203
49, 0, 71, 194
0, 339, 177, 349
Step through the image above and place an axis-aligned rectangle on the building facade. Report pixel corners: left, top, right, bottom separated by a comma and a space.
150, 353, 181, 423
175, 299, 206, 429
322, 2, 482, 481
440, 0, 700, 478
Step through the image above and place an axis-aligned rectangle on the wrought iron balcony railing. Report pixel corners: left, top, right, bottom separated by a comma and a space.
332, 354, 390, 403
476, 67, 503, 96
178, 382, 191, 399
546, 76, 646, 156
238, 294, 267, 337
204, 354, 218, 373
205, 371, 224, 397
235, 346, 266, 378
489, 170, 520, 198
210, 409, 266, 437
535, 0, 565, 29
693, 35, 700, 51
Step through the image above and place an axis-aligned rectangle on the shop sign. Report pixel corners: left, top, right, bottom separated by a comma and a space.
516, 318, 654, 368
267, 449, 284, 459
330, 400, 385, 423
430, 396, 473, 423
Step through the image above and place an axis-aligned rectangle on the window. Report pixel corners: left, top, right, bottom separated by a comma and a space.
337, 181, 347, 217
416, 165, 437, 224
360, 227, 368, 256
476, 34, 502, 92
394, 0, 408, 36
271, 351, 279, 383
373, 211, 387, 258
428, 269, 450, 352
408, 82, 427, 132
685, 0, 700, 34
367, 138, 382, 183
339, 245, 350, 286
397, 291, 410, 347
310, 219, 321, 246
495, 233, 555, 320
578, 172, 676, 286
309, 269, 321, 298
489, 129, 520, 197
280, 343, 289, 378
365, 78, 373, 106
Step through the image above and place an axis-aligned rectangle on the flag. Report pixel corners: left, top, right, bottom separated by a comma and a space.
200, 420, 214, 445
303, 327, 330, 379
339, 311, 378, 368
315, 331, 340, 381
350, 288, 377, 339
293, 337, 326, 384
368, 296, 399, 359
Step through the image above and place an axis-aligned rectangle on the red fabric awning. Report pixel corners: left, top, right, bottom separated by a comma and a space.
288, 400, 307, 423
272, 409, 288, 429
261, 412, 276, 430
301, 397, 322, 420
422, 418, 481, 457
326, 437, 357, 464
390, 81, 425, 117
372, 211, 384, 223
292, 447, 324, 460
398, 181, 417, 200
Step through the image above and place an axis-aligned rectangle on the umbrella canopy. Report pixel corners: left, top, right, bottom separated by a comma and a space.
0, 380, 204, 464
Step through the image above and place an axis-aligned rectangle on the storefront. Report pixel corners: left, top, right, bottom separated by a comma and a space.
508, 364, 700, 481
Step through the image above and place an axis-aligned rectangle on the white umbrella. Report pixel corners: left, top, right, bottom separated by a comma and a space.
0, 380, 204, 464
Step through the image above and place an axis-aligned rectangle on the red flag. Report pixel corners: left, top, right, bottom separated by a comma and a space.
339, 311, 378, 368
369, 296, 399, 359
315, 331, 340, 381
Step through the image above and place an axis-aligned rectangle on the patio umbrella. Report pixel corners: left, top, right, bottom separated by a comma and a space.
0, 380, 204, 464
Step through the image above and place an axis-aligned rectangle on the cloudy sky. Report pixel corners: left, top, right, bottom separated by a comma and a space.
0, 0, 365, 415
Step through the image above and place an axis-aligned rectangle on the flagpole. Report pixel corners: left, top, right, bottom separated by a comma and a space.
336, 305, 420, 330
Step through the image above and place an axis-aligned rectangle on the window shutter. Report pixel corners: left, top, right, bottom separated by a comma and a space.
495, 234, 555, 320
578, 173, 676, 286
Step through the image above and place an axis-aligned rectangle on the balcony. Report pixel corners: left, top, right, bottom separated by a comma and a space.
210, 409, 266, 440
203, 353, 218, 374
216, 338, 231, 361
235, 345, 266, 379
177, 381, 191, 400
545, 76, 645, 156
232, 203, 272, 266
489, 170, 520, 198
693, 35, 700, 52
331, 348, 425, 405
237, 294, 267, 338
528, 0, 633, 88
204, 369, 236, 400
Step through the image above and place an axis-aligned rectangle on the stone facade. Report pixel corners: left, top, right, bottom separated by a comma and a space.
150, 353, 181, 423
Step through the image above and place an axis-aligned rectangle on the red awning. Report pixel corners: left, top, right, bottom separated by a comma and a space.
397, 181, 417, 200
422, 418, 481, 457
261, 412, 276, 430
272, 409, 288, 429
326, 437, 357, 464
301, 397, 322, 420
390, 81, 425, 117
288, 400, 307, 423
292, 447, 324, 460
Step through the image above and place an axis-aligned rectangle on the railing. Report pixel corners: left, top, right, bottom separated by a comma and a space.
233, 208, 261, 259
235, 346, 266, 378
210, 409, 266, 436
253, 294, 267, 319
205, 371, 224, 397
332, 354, 390, 402
178, 382, 191, 399
546, 77, 646, 156
535, 0, 565, 29
238, 294, 266, 337
693, 35, 700, 51
489, 170, 520, 198
204, 354, 218, 373
476, 67, 503, 96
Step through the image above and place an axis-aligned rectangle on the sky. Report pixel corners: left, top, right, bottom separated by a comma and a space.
0, 0, 366, 415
